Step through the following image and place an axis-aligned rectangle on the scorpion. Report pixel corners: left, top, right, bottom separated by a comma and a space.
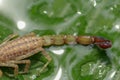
0, 32, 112, 77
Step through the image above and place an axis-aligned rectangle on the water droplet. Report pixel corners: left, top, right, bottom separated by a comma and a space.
17, 20, 26, 30
54, 67, 62, 80
77, 11, 82, 15
52, 49, 64, 55
115, 24, 120, 29
43, 10, 47, 14
30, 75, 37, 80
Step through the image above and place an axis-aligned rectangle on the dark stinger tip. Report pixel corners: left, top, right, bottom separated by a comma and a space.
94, 36, 112, 49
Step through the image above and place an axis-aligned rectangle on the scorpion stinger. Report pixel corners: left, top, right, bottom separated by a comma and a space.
93, 36, 112, 49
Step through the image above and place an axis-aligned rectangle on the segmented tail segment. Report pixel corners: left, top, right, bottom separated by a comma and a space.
76, 36, 94, 45
41, 35, 77, 46
41, 35, 112, 49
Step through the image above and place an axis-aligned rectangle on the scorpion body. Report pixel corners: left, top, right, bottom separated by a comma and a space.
0, 33, 111, 77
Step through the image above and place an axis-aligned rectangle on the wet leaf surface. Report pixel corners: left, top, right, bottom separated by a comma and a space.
0, 0, 120, 80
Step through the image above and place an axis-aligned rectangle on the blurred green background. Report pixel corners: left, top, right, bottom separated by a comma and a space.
0, 0, 120, 80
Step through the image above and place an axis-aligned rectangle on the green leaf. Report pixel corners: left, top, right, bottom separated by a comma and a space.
0, 0, 120, 80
